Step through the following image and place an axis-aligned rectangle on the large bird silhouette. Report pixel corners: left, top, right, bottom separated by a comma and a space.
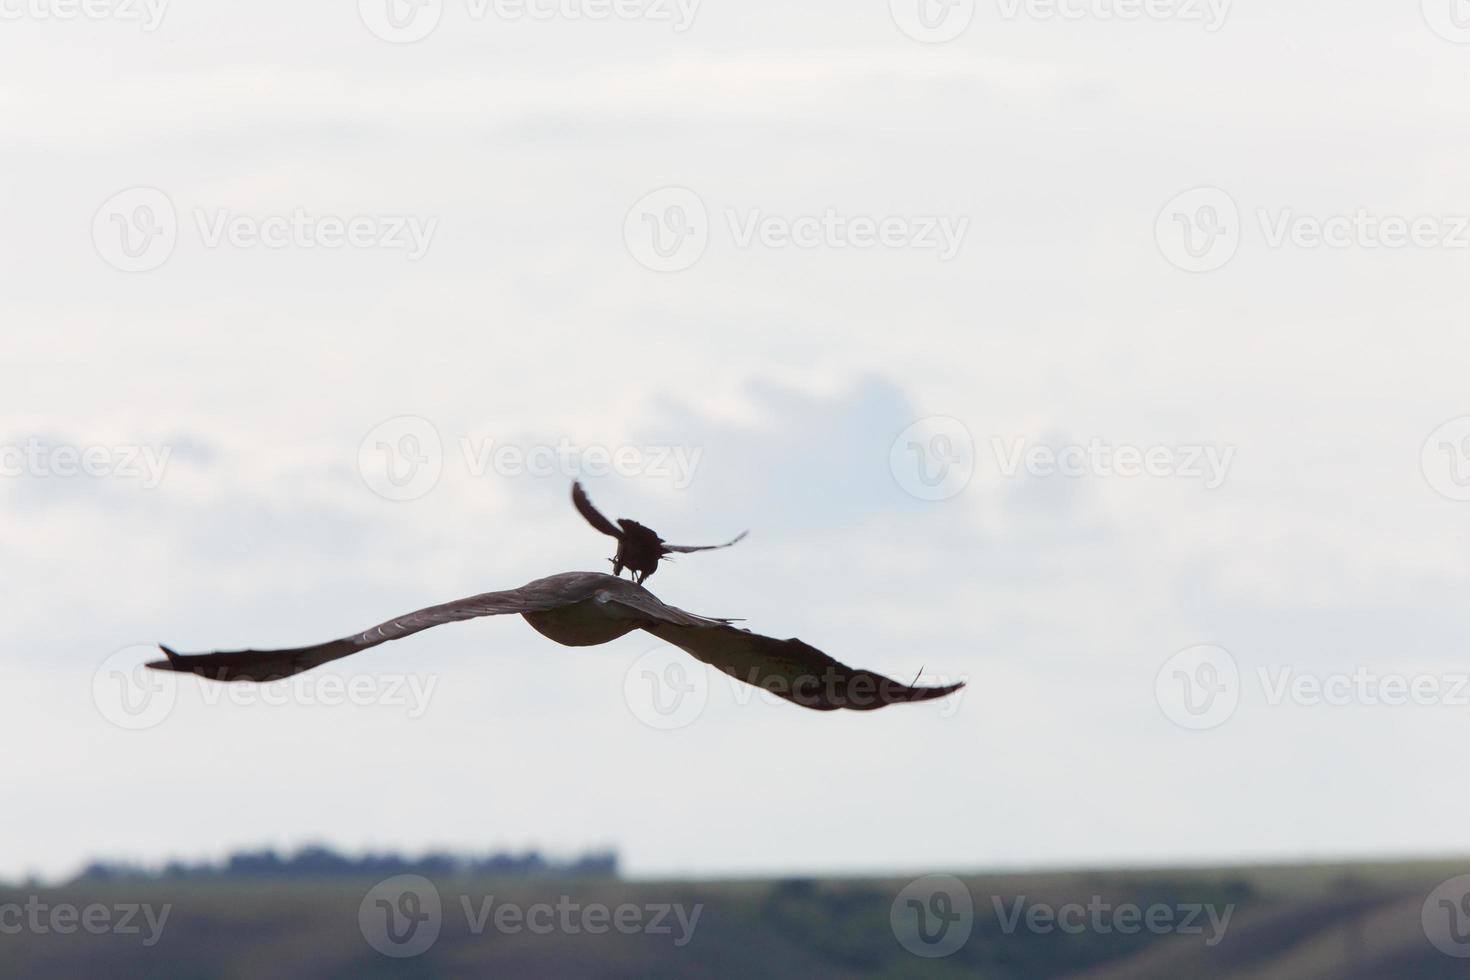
148, 573, 963, 712
148, 482, 963, 711
571, 480, 745, 584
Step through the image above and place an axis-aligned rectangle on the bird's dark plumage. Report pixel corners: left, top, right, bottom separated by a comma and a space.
571, 481, 746, 584
148, 572, 963, 711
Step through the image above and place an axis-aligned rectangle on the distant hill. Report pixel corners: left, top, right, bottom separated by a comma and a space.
69, 844, 618, 883
6, 858, 1470, 978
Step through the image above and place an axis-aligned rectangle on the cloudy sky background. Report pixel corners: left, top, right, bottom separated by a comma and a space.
6, 0, 1470, 882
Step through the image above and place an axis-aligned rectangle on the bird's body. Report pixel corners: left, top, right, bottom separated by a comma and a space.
607, 519, 668, 583
519, 573, 669, 646
522, 597, 640, 647
150, 571, 963, 712
572, 482, 746, 584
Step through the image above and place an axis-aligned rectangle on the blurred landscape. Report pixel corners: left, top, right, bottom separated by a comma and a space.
6, 856, 1470, 978
69, 844, 618, 885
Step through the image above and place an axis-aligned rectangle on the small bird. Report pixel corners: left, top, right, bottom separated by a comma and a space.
148, 571, 964, 712
571, 481, 746, 585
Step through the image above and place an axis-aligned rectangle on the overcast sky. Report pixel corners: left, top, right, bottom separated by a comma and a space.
6, 0, 1470, 882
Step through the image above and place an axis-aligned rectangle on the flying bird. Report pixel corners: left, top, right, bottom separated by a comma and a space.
148, 572, 963, 711
571, 480, 746, 584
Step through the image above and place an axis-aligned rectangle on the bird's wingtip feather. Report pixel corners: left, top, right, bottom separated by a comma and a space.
145, 644, 183, 671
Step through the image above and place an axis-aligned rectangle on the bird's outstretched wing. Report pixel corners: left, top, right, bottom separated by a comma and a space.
571, 481, 621, 537
641, 621, 965, 711
663, 531, 749, 554
146, 569, 964, 712
147, 573, 614, 682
